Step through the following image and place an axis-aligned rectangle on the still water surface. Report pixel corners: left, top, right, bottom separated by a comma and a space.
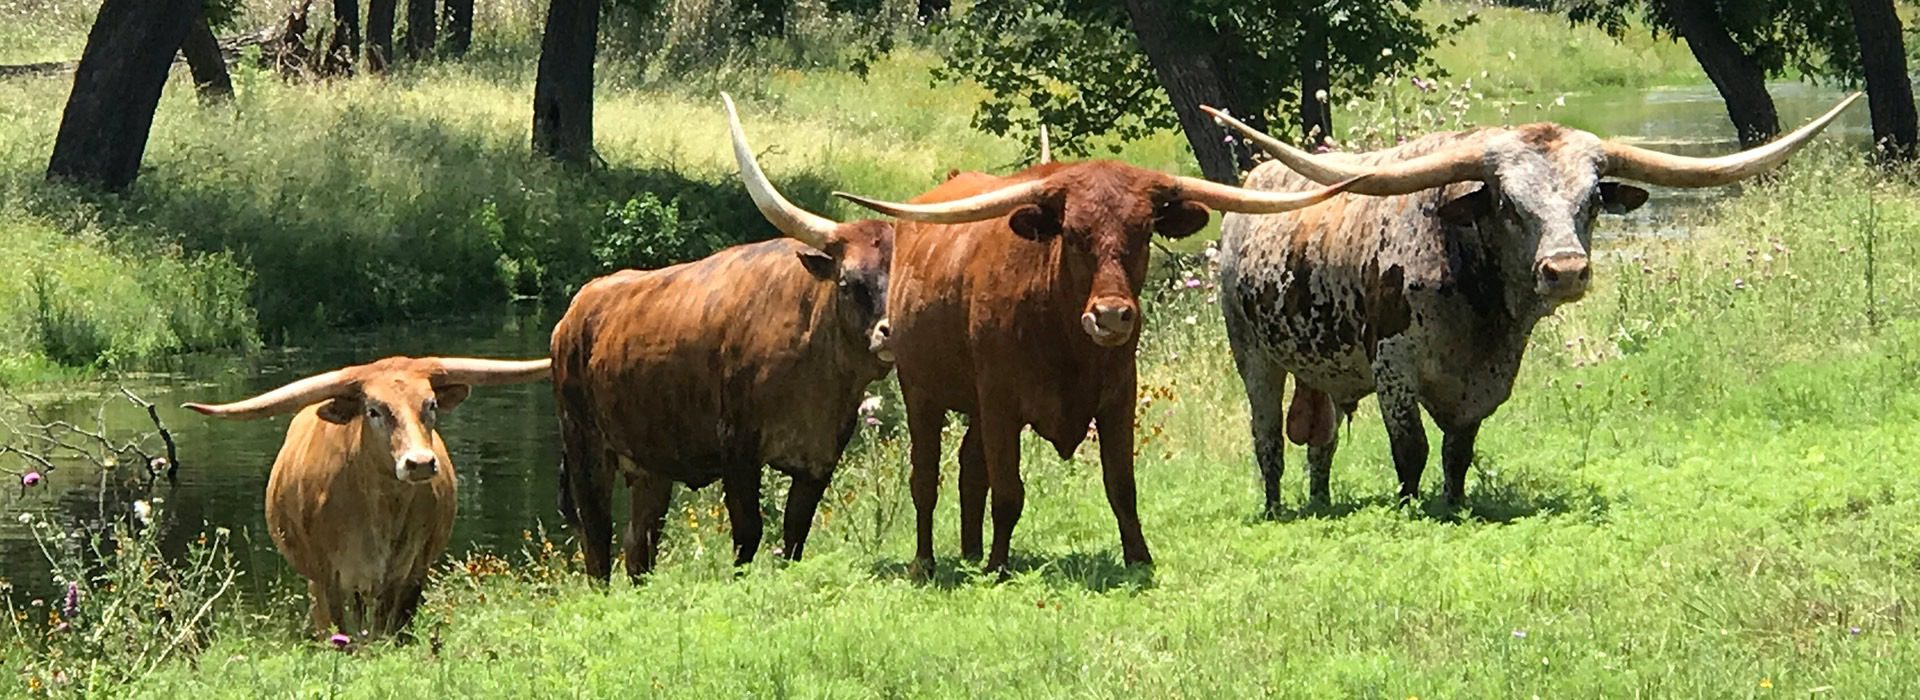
0, 82, 1873, 601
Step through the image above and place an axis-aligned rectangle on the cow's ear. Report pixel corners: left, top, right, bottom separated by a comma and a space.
796, 249, 837, 279
316, 395, 363, 425
1598, 182, 1649, 214
434, 384, 473, 412
1156, 200, 1211, 239
1437, 186, 1493, 226
1008, 204, 1061, 241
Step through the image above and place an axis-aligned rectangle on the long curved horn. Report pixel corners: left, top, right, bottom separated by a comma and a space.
1603, 92, 1861, 187
1038, 125, 1052, 164
833, 180, 1050, 224
432, 357, 551, 386
1202, 105, 1487, 196
722, 93, 839, 248
1172, 175, 1367, 214
182, 370, 354, 421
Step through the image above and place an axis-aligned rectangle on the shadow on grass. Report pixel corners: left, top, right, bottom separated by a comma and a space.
1256, 457, 1613, 526
21, 99, 854, 338
867, 549, 1154, 593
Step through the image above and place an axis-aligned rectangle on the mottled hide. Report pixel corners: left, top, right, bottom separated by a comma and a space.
1214, 95, 1856, 513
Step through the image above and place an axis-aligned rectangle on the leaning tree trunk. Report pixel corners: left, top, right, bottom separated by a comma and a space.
444, 0, 473, 56
1122, 0, 1250, 183
532, 0, 599, 164
46, 0, 201, 191
404, 0, 437, 59
1662, 0, 1779, 147
367, 0, 397, 72
179, 12, 233, 104
1296, 13, 1332, 149
1845, 0, 1917, 162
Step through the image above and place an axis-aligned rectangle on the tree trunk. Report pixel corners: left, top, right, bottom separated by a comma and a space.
916, 0, 948, 22
367, 0, 396, 72
404, 0, 437, 59
532, 0, 599, 164
1662, 0, 1779, 147
444, 0, 473, 56
46, 0, 200, 191
333, 0, 362, 65
1846, 0, 1917, 162
1296, 14, 1332, 149
179, 13, 233, 104
1121, 0, 1245, 183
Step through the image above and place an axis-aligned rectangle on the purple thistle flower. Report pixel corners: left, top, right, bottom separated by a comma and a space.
21, 471, 41, 487
1410, 76, 1435, 92
1184, 278, 1203, 289
329, 633, 351, 650
61, 582, 79, 618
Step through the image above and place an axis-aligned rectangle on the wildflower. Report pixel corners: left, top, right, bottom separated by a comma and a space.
1850, 626, 1862, 636
1759, 678, 1773, 689
864, 416, 880, 427
1184, 278, 1203, 289
1512, 629, 1527, 639
1314, 89, 1328, 103
132, 500, 152, 526
1732, 278, 1747, 291
20, 471, 41, 487
1380, 48, 1393, 58
1183, 315, 1198, 326
16, 513, 30, 525
1410, 76, 1434, 92
858, 395, 883, 416
61, 582, 78, 618
329, 633, 351, 650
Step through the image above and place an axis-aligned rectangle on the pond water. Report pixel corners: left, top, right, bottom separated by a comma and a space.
0, 81, 1874, 602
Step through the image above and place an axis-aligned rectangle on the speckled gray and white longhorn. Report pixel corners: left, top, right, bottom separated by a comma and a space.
1202, 94, 1860, 515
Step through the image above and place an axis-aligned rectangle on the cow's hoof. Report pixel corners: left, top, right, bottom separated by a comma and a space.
907, 557, 935, 582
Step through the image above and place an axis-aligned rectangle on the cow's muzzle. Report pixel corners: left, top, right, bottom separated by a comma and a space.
868, 318, 894, 363
1535, 253, 1591, 303
1080, 298, 1137, 347
395, 449, 438, 483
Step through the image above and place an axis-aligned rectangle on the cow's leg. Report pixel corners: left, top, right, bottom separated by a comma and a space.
1375, 370, 1430, 502
1441, 419, 1482, 505
904, 394, 945, 577
306, 579, 334, 637
1305, 411, 1343, 507
386, 579, 425, 639
565, 448, 618, 583
623, 471, 673, 582
1096, 397, 1151, 566
722, 466, 765, 568
979, 412, 1025, 574
780, 470, 830, 561
957, 425, 987, 561
1229, 347, 1289, 518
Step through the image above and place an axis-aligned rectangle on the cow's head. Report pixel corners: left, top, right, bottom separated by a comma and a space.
185, 357, 551, 482
1204, 93, 1859, 309
726, 94, 895, 362
833, 162, 1359, 347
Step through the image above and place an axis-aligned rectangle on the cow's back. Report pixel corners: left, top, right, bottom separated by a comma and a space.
552, 239, 881, 482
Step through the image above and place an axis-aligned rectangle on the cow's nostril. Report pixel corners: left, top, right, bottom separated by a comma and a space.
1116, 307, 1134, 323
1578, 267, 1592, 281
1541, 266, 1561, 283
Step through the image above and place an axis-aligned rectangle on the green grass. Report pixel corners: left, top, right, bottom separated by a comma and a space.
1421, 2, 1705, 97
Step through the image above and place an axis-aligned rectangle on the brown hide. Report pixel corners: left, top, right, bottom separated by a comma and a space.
184, 356, 548, 637
888, 161, 1209, 573
549, 228, 894, 582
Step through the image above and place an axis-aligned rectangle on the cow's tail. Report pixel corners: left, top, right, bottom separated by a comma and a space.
550, 321, 616, 582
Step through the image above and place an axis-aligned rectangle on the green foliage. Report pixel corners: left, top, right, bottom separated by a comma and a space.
1567, 0, 1861, 82
593, 193, 724, 273
934, 0, 1473, 154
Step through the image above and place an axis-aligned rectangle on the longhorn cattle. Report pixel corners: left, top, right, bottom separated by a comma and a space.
549, 95, 896, 582
1203, 94, 1859, 513
836, 160, 1358, 573
184, 356, 551, 636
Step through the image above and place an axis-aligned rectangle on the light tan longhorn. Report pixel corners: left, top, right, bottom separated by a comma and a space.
185, 356, 549, 637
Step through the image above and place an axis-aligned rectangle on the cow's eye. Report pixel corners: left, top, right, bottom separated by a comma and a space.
366, 406, 381, 421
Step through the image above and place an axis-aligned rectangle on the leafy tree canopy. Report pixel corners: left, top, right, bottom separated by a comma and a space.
1567, 0, 1861, 83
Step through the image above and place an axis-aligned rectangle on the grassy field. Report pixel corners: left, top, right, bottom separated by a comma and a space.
8, 2, 1920, 697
